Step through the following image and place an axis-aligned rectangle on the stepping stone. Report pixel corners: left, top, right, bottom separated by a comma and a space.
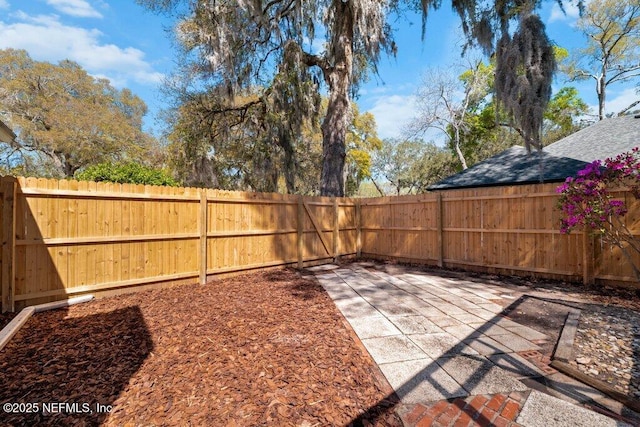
361, 336, 427, 364
516, 390, 620, 427
503, 325, 549, 341
491, 332, 540, 352
488, 353, 545, 378
477, 302, 504, 313
489, 317, 523, 329
474, 322, 512, 337
443, 324, 483, 340
462, 336, 512, 355
450, 312, 485, 324
413, 305, 448, 319
430, 316, 464, 327
333, 300, 380, 319
323, 288, 361, 302
434, 303, 468, 315
409, 332, 479, 358
465, 308, 499, 321
348, 315, 402, 339
378, 359, 467, 403
374, 303, 418, 317
388, 315, 444, 334
437, 355, 528, 395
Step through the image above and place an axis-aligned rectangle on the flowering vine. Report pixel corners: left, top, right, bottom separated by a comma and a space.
557, 147, 640, 280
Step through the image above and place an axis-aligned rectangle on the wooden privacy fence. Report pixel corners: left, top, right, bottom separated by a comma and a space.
1, 177, 360, 312
1, 178, 638, 312
360, 183, 640, 288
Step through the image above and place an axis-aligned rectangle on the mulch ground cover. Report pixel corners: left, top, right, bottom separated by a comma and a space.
0, 269, 401, 427
0, 312, 18, 331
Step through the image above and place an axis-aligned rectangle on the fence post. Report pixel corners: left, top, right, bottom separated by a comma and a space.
436, 192, 444, 268
356, 199, 362, 258
199, 190, 208, 285
582, 229, 595, 285
2, 177, 17, 312
297, 196, 304, 269
333, 197, 339, 263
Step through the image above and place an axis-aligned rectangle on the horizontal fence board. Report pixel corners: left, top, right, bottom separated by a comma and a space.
2, 177, 361, 310
361, 182, 638, 288
2, 176, 638, 311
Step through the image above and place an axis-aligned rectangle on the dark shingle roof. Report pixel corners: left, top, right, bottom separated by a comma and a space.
428, 146, 589, 190
545, 115, 640, 162
428, 115, 640, 190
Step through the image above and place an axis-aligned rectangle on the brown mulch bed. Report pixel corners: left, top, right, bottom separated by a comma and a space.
0, 312, 18, 330
0, 269, 401, 426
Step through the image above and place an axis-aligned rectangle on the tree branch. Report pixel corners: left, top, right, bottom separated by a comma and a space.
606, 66, 640, 85
300, 50, 330, 82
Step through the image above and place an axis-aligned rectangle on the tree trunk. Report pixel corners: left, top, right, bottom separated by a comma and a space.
453, 128, 468, 170
320, 0, 353, 197
597, 74, 606, 121
371, 178, 385, 196
278, 129, 296, 194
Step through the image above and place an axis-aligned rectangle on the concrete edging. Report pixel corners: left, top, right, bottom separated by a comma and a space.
553, 308, 581, 362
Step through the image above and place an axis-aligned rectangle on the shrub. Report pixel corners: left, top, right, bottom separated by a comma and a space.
75, 162, 179, 187
557, 147, 640, 279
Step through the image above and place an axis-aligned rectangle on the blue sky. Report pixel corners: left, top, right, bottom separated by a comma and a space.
0, 0, 638, 141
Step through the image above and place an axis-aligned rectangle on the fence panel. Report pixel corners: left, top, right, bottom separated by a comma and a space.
3, 175, 639, 311
2, 177, 360, 310
361, 183, 638, 287
593, 188, 640, 283
360, 194, 440, 263
11, 177, 202, 308
440, 184, 584, 279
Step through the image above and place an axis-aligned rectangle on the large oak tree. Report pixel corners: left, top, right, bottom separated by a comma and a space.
141, 0, 576, 195
0, 49, 157, 177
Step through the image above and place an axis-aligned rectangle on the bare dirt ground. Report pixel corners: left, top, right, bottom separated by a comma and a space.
0, 269, 401, 427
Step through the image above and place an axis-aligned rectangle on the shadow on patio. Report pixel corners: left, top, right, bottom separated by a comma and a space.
311, 262, 640, 426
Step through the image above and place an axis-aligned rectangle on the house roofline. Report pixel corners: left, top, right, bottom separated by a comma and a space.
428, 177, 567, 191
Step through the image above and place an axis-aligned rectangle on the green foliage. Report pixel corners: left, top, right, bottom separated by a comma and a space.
345, 103, 383, 196
560, 0, 640, 119
372, 139, 456, 195
167, 92, 379, 196
441, 55, 589, 168
140, 0, 573, 195
410, 60, 494, 170
76, 162, 179, 186
0, 49, 159, 177
166, 90, 280, 192
543, 87, 589, 144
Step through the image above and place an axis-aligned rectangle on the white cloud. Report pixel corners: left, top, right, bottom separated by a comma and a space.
0, 0, 9, 10
600, 87, 640, 116
46, 0, 102, 18
548, 0, 582, 23
367, 94, 418, 140
0, 13, 164, 86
